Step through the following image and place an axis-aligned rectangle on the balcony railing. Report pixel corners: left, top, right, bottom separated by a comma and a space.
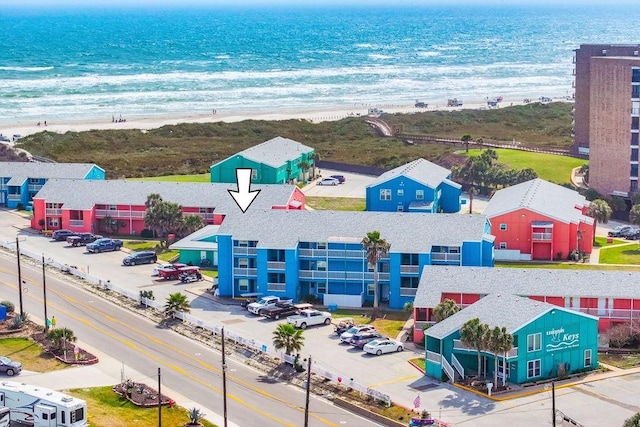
267, 261, 286, 270
400, 287, 418, 297
46, 208, 62, 216
195, 212, 215, 220
233, 267, 257, 276
69, 220, 84, 227
414, 320, 436, 330
0, 184, 7, 191
400, 265, 420, 274
299, 270, 389, 281
426, 350, 441, 364
267, 283, 286, 292
234, 247, 257, 256
532, 232, 553, 241
431, 253, 461, 263
28, 184, 43, 192
453, 339, 518, 359
299, 248, 327, 257
95, 209, 145, 219
298, 248, 370, 259
7, 194, 21, 201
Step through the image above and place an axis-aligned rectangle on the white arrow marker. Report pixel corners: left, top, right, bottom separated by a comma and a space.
228, 168, 261, 213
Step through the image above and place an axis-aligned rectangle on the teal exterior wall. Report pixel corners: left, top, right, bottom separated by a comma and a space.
210, 151, 315, 184
84, 165, 106, 180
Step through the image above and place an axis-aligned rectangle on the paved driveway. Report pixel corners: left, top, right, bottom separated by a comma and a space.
302, 169, 377, 198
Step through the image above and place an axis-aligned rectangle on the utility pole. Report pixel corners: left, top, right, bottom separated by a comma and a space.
16, 237, 24, 315
158, 368, 162, 427
552, 381, 556, 427
42, 255, 48, 332
304, 356, 312, 427
221, 327, 228, 427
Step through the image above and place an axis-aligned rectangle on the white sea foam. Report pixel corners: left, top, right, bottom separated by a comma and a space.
0, 66, 54, 72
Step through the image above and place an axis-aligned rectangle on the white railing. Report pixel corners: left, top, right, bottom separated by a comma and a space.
453, 339, 519, 359
28, 184, 43, 192
267, 261, 285, 270
453, 339, 473, 352
46, 208, 62, 216
532, 232, 552, 241
426, 350, 441, 363
299, 270, 389, 282
431, 253, 461, 263
451, 353, 464, 379
441, 356, 455, 382
298, 248, 327, 257
400, 287, 418, 297
415, 320, 435, 330
233, 267, 257, 276
195, 212, 215, 220
400, 265, 419, 274
69, 220, 84, 227
94, 209, 145, 219
234, 247, 257, 255
7, 194, 21, 201
327, 249, 365, 259
267, 283, 286, 292
0, 184, 6, 190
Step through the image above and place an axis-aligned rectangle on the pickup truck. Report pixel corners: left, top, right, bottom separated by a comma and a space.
247, 296, 293, 315
287, 309, 332, 329
261, 302, 313, 320
86, 238, 123, 253
66, 233, 102, 247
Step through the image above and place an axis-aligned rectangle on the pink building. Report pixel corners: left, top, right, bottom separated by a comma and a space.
30, 179, 305, 235
483, 179, 594, 261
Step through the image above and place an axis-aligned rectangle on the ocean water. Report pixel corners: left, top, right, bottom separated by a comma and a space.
1, 4, 639, 124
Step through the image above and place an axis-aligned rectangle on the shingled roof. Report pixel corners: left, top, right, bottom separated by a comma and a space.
483, 178, 592, 224
1, 162, 103, 186
367, 158, 460, 189
211, 136, 314, 169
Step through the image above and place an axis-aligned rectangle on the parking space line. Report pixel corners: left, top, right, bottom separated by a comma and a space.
574, 384, 640, 413
367, 375, 419, 388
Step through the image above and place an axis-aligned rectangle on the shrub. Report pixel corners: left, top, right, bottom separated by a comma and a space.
0, 301, 15, 313
8, 315, 23, 330
301, 294, 321, 304
16, 203, 24, 210
140, 228, 155, 238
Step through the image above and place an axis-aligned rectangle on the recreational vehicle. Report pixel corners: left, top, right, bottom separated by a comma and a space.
0, 381, 87, 427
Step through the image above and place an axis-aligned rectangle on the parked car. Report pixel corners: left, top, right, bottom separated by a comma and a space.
0, 356, 22, 376
52, 229, 75, 241
179, 266, 203, 283
363, 338, 405, 355
622, 227, 640, 239
123, 251, 158, 266
86, 238, 123, 253
609, 226, 634, 237
333, 318, 355, 335
153, 263, 187, 276
330, 175, 346, 184
66, 233, 102, 247
340, 325, 376, 343
350, 332, 384, 348
12, 134, 21, 142
0, 135, 10, 142
318, 177, 340, 186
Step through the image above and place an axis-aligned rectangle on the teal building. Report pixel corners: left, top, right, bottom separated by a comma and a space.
210, 136, 315, 184
424, 293, 598, 385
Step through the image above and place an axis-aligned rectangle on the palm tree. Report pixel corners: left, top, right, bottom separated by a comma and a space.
181, 214, 205, 236
272, 323, 305, 355
309, 152, 320, 179
361, 231, 391, 309
468, 187, 479, 214
587, 199, 612, 242
164, 292, 191, 317
499, 328, 514, 387
47, 327, 77, 351
485, 326, 509, 387
433, 299, 460, 322
297, 160, 311, 182
460, 318, 489, 378
461, 134, 472, 153
145, 199, 184, 247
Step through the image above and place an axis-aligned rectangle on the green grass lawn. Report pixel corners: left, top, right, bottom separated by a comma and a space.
201, 270, 218, 279
68, 386, 217, 427
0, 338, 68, 372
305, 197, 366, 211
464, 148, 586, 184
123, 240, 178, 262
599, 353, 640, 369
409, 357, 425, 372
594, 236, 627, 247
330, 309, 409, 339
131, 173, 210, 183
599, 242, 640, 265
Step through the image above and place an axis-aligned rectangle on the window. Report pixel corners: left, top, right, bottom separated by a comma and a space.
632, 148, 639, 162
400, 276, 419, 288
397, 189, 404, 196
633, 117, 639, 130
633, 133, 639, 146
108, 205, 117, 210
367, 283, 375, 296
317, 282, 327, 294
498, 359, 510, 378
632, 164, 639, 178
500, 223, 507, 231
61, 411, 65, 424
238, 279, 249, 292
317, 261, 327, 271
632, 180, 638, 192
416, 190, 424, 200
584, 349, 592, 367
238, 258, 248, 268
527, 333, 541, 352
251, 169, 258, 179
634, 68, 640, 83
317, 242, 326, 249
401, 253, 419, 265
48, 218, 59, 227
397, 204, 404, 212
499, 242, 507, 249
237, 240, 248, 247
527, 359, 541, 378
633, 85, 640, 99
380, 189, 391, 200
29, 178, 39, 184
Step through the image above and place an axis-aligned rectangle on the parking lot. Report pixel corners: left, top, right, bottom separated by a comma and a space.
301, 169, 377, 199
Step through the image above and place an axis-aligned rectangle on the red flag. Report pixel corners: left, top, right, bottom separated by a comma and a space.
413, 394, 421, 408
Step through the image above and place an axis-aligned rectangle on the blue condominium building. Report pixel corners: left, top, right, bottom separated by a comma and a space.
216, 210, 494, 309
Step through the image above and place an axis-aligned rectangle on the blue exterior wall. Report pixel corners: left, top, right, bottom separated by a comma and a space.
84, 165, 107, 180
366, 176, 461, 213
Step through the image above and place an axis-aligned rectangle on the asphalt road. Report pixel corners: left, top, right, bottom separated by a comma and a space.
0, 252, 383, 427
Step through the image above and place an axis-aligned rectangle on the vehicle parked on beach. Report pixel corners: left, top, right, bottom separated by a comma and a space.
447, 98, 463, 107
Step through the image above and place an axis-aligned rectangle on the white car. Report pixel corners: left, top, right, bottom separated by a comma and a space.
363, 338, 404, 356
318, 177, 339, 186
339, 325, 376, 343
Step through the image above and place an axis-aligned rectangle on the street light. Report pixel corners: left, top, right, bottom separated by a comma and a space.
15, 237, 24, 315
221, 327, 228, 427
42, 254, 49, 332
304, 356, 312, 427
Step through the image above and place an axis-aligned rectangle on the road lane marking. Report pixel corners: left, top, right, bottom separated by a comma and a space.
0, 272, 338, 427
574, 384, 640, 412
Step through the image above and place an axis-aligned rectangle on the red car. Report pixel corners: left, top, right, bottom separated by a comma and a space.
157, 263, 188, 280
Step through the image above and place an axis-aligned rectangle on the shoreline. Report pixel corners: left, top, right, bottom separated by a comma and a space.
0, 96, 573, 142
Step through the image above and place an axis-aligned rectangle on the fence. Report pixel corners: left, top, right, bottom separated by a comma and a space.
0, 240, 392, 406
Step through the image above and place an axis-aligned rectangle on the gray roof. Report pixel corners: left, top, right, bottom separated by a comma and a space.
367, 158, 460, 189
33, 179, 298, 212
212, 136, 314, 169
170, 225, 220, 250
415, 266, 640, 308
217, 210, 490, 252
483, 178, 593, 225
425, 293, 556, 339
1, 162, 102, 186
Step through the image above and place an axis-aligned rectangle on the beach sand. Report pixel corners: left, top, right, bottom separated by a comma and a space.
0, 96, 571, 143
